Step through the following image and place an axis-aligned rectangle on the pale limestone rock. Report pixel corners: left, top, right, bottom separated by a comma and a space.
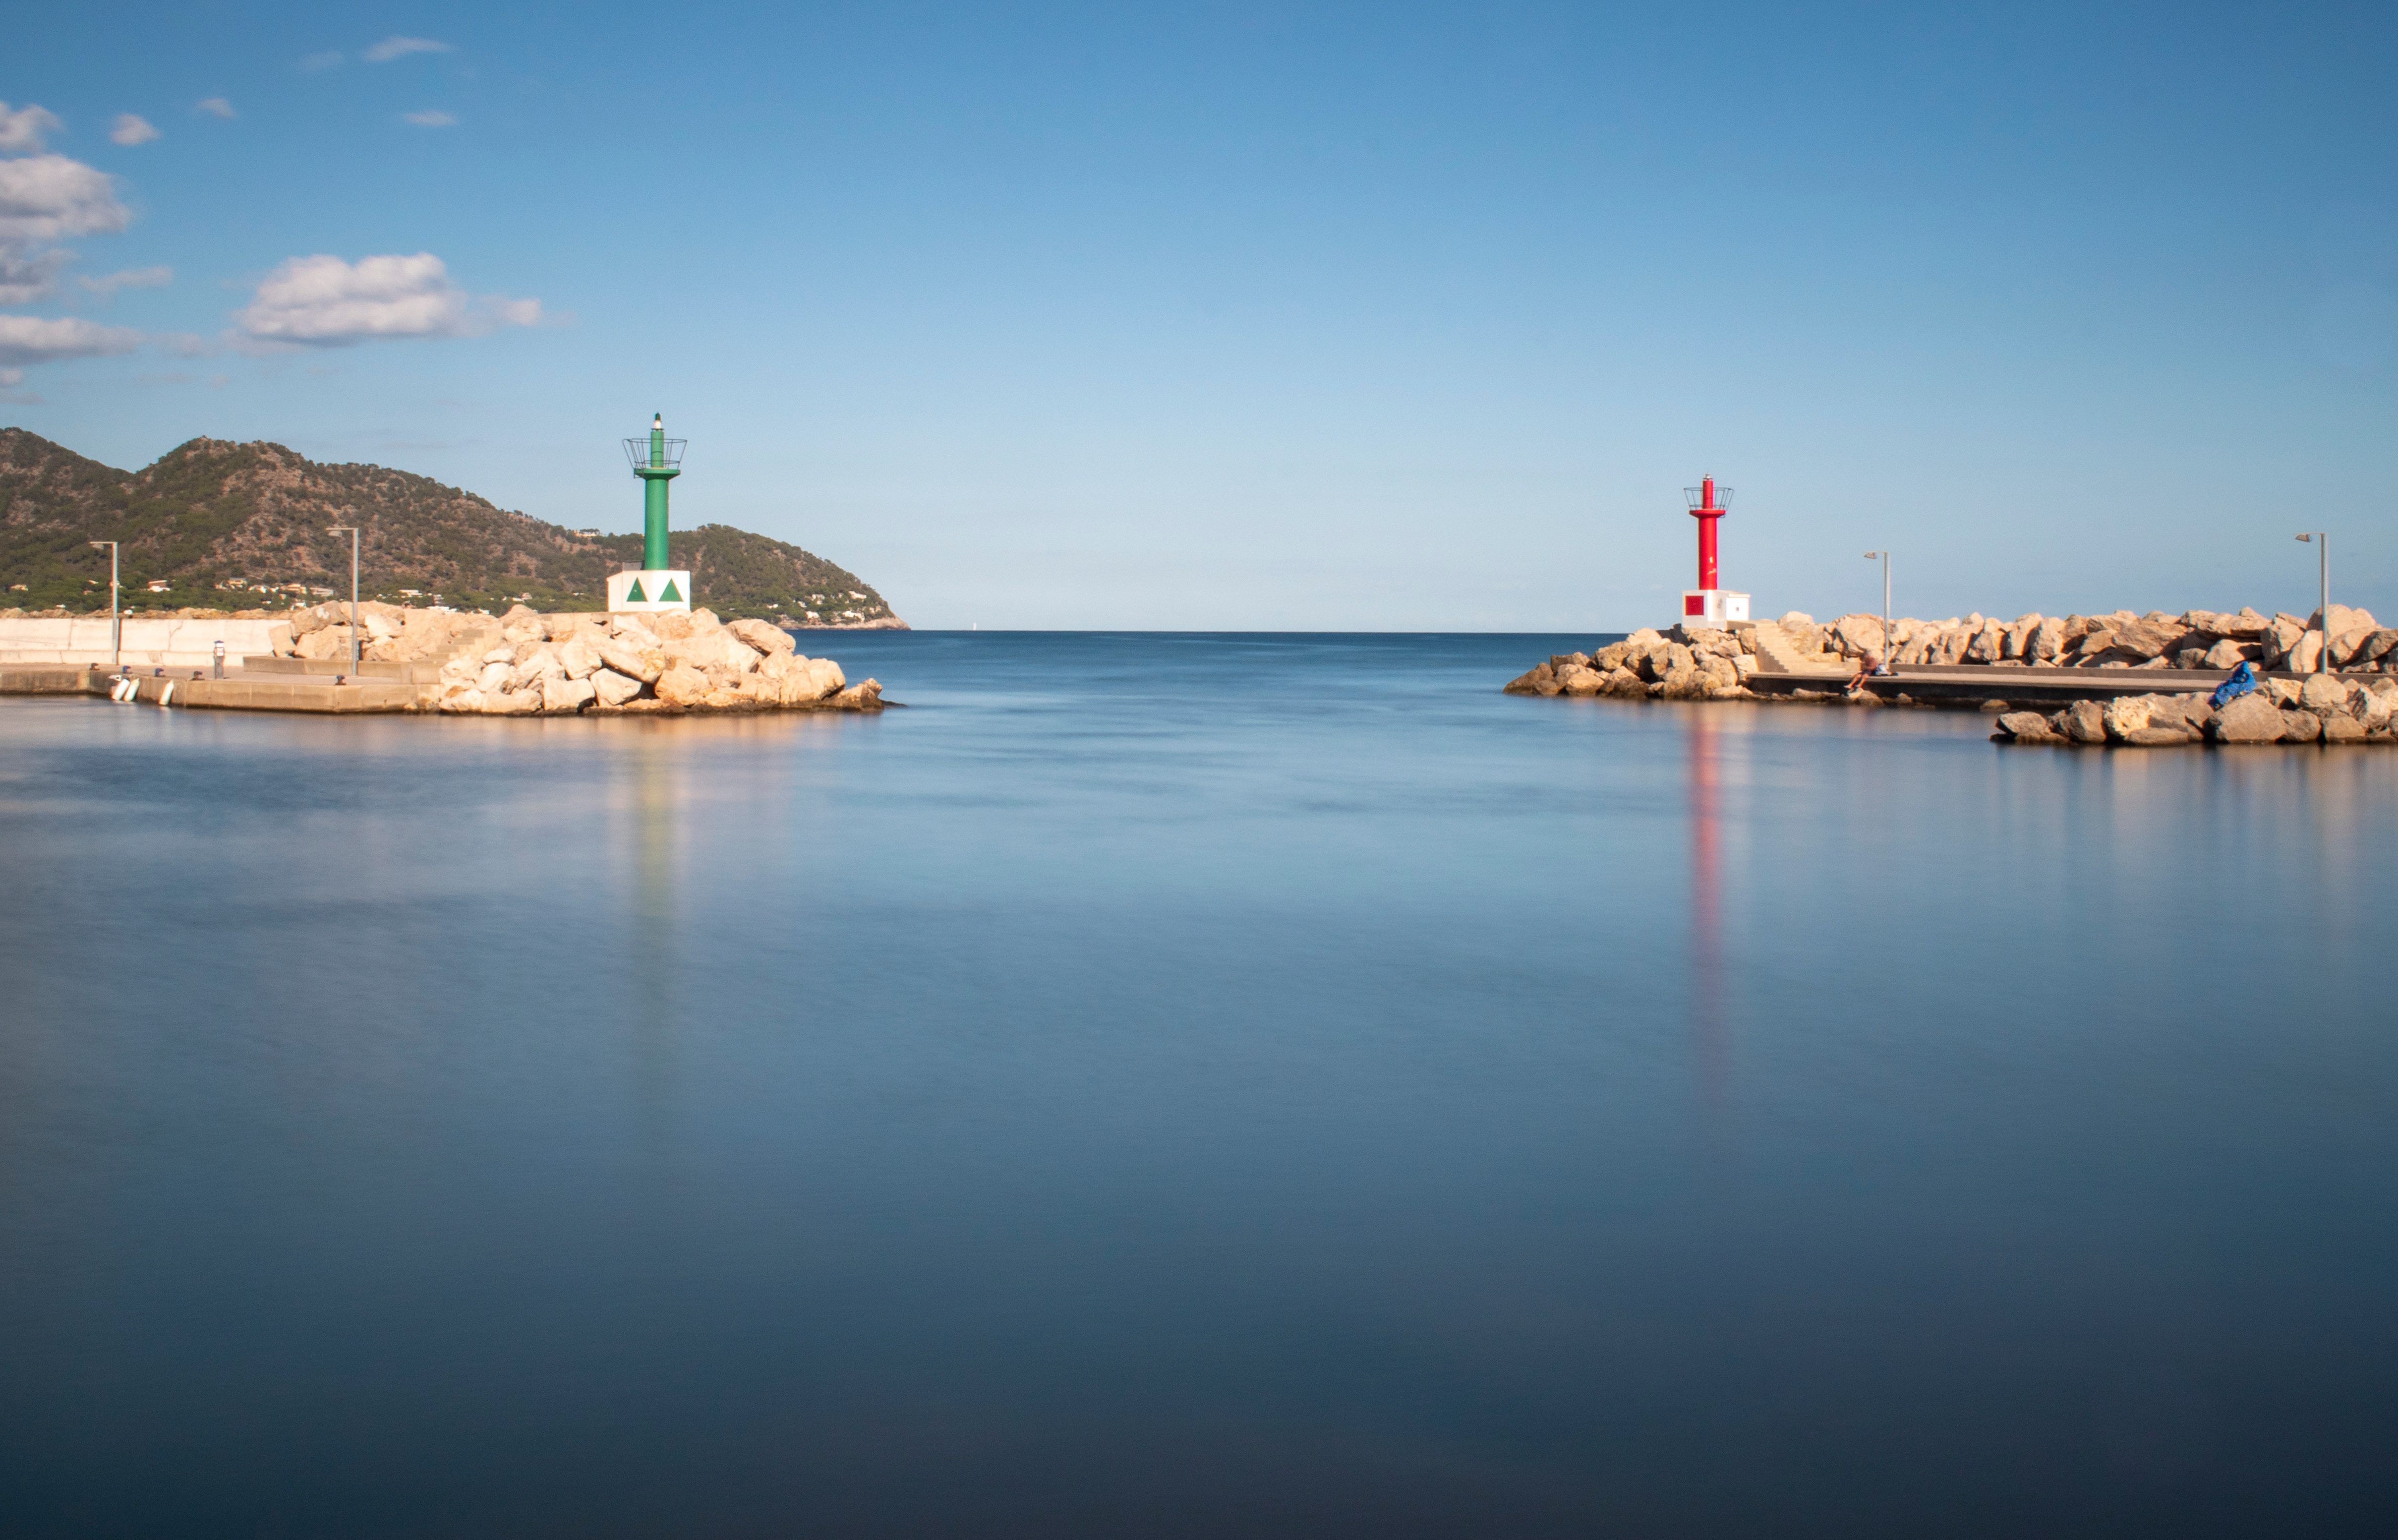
2124, 725, 2196, 746
655, 664, 710, 706
2281, 709, 2322, 742
2325, 714, 2369, 742
438, 688, 487, 714
1659, 664, 1707, 700
1996, 711, 2056, 741
1559, 665, 1604, 695
2029, 616, 2066, 662
1700, 657, 1740, 693
833, 678, 884, 709
506, 651, 563, 692
701, 688, 746, 709
595, 637, 664, 684
2211, 693, 2285, 742
1623, 628, 1663, 647
2103, 695, 2154, 739
1833, 614, 1886, 658
648, 612, 696, 641
2290, 633, 2325, 673
2062, 700, 2109, 743
556, 635, 602, 680
1966, 623, 2004, 664
476, 661, 513, 693
726, 618, 795, 656
488, 686, 542, 715
591, 668, 644, 707
542, 676, 597, 714
2300, 673, 2353, 716
288, 608, 327, 637
2201, 638, 2251, 670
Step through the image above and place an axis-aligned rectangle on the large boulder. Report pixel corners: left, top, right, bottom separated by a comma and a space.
590, 668, 645, 707
2200, 638, 2252, 670
2124, 725, 2197, 746
1604, 667, 1647, 698
1659, 664, 1708, 700
2028, 616, 2067, 663
555, 634, 603, 680
1995, 711, 2058, 742
2300, 673, 2353, 717
2062, 699, 2109, 743
2324, 714, 2369, 743
2102, 695, 2154, 739
655, 665, 711, 707
2280, 709, 2323, 742
2211, 692, 2285, 742
725, 617, 797, 657
595, 636, 665, 684
1503, 663, 1560, 696
541, 675, 597, 714
1558, 665, 1605, 695
833, 678, 885, 709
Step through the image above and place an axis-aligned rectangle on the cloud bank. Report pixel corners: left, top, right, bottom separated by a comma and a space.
0, 314, 143, 367
235, 253, 539, 345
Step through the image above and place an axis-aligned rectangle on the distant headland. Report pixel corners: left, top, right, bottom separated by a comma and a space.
0, 428, 906, 628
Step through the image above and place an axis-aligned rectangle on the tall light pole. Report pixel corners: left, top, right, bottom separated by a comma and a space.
2295, 533, 2328, 673
327, 525, 361, 676
1863, 550, 1890, 671
87, 540, 119, 669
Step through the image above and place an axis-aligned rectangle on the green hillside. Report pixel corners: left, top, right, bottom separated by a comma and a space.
0, 428, 903, 626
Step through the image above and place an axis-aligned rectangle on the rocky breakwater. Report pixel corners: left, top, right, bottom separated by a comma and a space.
1505, 604, 2397, 700
428, 606, 882, 716
1993, 673, 2398, 748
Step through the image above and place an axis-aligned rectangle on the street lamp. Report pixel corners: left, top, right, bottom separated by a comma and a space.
87, 540, 119, 669
1862, 550, 1891, 673
326, 524, 361, 677
2296, 533, 2328, 674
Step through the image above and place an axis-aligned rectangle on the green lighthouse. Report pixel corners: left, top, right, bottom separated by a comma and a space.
608, 411, 693, 613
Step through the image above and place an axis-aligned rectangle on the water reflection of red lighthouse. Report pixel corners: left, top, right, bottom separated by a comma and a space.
1689, 713, 1727, 1095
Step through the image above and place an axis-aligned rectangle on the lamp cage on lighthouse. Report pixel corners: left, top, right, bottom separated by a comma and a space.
1679, 476, 1750, 627
606, 412, 694, 614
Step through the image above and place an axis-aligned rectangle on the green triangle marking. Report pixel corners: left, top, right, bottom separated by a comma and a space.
626, 578, 648, 602
660, 579, 682, 603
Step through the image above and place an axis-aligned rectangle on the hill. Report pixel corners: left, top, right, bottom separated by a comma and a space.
0, 429, 904, 626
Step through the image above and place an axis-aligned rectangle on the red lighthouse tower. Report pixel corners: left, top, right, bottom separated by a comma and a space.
1680, 476, 1750, 627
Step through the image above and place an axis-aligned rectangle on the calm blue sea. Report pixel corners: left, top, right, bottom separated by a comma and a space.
3, 632, 2394, 1537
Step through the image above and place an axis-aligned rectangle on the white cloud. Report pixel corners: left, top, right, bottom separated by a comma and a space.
0, 314, 143, 367
79, 264, 172, 299
196, 97, 237, 120
0, 155, 130, 242
0, 246, 71, 304
299, 50, 344, 71
0, 366, 23, 386
109, 114, 160, 147
0, 101, 63, 152
234, 252, 540, 345
364, 36, 453, 63
402, 110, 457, 128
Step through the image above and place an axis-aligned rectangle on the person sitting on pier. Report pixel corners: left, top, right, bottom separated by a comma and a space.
1846, 650, 1886, 694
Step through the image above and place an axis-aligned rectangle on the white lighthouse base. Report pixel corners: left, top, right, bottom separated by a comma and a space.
608, 569, 692, 614
1680, 589, 1749, 628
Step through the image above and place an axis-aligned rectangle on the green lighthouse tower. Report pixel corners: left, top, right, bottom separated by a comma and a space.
607, 411, 693, 614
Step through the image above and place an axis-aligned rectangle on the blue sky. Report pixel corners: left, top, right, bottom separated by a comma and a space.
5, 2, 2395, 628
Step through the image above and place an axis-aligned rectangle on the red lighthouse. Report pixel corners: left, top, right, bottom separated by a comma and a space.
1680, 475, 1750, 627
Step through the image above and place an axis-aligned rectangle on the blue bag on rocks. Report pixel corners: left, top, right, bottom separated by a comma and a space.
2211, 661, 2259, 709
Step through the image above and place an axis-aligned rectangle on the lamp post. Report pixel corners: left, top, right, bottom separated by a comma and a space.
327, 525, 361, 676
1863, 550, 1890, 672
87, 540, 119, 669
2296, 532, 2328, 673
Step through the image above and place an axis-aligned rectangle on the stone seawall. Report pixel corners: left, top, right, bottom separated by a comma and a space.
1505, 606, 2398, 748
0, 614, 290, 667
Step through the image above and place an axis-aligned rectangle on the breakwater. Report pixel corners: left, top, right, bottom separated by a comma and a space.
0, 602, 884, 716
1506, 606, 2398, 746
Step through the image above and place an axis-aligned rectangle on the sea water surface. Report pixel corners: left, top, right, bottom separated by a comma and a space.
3, 632, 2394, 1537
